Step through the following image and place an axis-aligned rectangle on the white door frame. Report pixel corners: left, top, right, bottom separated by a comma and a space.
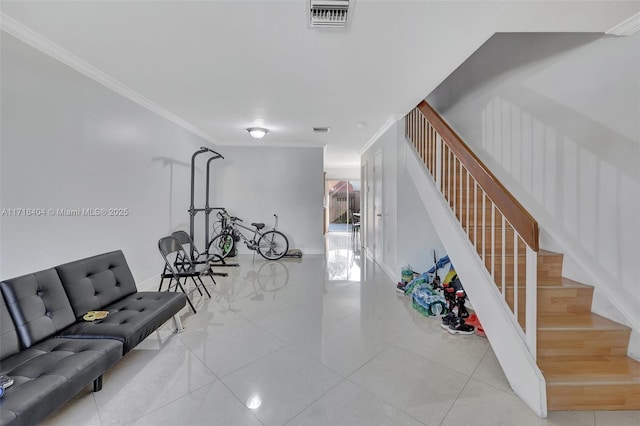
361, 163, 367, 249
373, 151, 383, 262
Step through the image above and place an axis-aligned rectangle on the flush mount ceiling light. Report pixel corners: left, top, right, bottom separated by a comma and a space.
247, 127, 269, 139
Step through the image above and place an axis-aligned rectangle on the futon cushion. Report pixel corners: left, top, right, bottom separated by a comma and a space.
58, 291, 186, 354
0, 337, 122, 426
56, 250, 138, 318
0, 269, 76, 349
0, 296, 21, 360
1, 410, 16, 425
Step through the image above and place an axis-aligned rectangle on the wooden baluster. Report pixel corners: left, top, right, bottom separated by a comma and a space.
482, 190, 486, 268
421, 112, 425, 158
513, 230, 526, 328
452, 155, 457, 214
490, 201, 504, 284
494, 213, 504, 300
466, 167, 470, 237
525, 246, 537, 356
473, 180, 478, 251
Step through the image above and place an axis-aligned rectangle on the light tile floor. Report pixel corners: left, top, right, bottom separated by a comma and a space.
43, 233, 640, 425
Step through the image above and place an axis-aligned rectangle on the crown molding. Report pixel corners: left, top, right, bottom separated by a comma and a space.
606, 12, 640, 36
0, 12, 216, 144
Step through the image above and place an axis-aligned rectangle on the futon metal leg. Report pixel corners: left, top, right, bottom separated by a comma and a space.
93, 375, 103, 392
172, 313, 185, 334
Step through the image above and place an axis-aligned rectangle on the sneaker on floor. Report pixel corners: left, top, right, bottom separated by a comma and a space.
448, 317, 475, 335
440, 313, 456, 329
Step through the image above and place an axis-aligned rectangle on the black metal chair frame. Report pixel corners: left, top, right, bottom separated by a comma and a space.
170, 230, 230, 276
158, 236, 213, 313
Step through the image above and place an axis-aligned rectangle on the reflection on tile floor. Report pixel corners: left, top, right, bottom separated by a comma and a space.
43, 233, 640, 425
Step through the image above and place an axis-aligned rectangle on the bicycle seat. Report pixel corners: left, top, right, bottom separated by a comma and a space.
251, 223, 265, 230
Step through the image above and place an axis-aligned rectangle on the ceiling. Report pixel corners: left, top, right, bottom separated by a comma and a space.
1, 1, 638, 169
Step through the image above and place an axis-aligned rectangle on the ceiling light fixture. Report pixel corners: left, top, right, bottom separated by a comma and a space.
247, 127, 269, 139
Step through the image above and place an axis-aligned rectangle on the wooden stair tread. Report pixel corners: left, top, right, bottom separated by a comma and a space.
538, 277, 592, 289
504, 278, 593, 290
539, 355, 640, 385
539, 249, 562, 257
538, 313, 631, 331
486, 250, 561, 262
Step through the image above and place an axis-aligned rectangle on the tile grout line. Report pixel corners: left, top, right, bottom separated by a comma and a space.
281, 378, 348, 426
120, 332, 221, 425
343, 345, 426, 423
344, 355, 427, 426
460, 345, 519, 395
437, 344, 491, 426
286, 327, 423, 424
92, 392, 105, 426
177, 317, 269, 426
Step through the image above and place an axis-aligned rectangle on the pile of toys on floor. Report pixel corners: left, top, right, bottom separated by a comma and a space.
397, 252, 485, 337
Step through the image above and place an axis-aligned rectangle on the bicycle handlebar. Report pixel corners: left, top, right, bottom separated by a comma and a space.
217, 211, 242, 223
216, 209, 274, 227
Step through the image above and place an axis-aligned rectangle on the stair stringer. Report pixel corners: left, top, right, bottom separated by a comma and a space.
404, 138, 548, 417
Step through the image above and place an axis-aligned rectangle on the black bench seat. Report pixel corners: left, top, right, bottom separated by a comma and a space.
59, 291, 186, 354
0, 250, 187, 425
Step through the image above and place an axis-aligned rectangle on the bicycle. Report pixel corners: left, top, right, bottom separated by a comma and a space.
207, 210, 289, 260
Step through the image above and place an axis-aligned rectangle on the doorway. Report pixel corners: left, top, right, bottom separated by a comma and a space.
327, 179, 361, 233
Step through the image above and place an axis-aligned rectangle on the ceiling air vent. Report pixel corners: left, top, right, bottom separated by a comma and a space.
313, 127, 330, 133
308, 0, 353, 28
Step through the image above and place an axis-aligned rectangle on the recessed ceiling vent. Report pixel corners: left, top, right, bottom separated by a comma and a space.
313, 127, 330, 133
308, 0, 354, 28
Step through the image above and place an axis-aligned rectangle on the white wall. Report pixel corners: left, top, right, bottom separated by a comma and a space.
0, 32, 203, 282
325, 167, 360, 180
396, 123, 448, 273
0, 33, 324, 284
361, 120, 444, 277
210, 145, 324, 255
427, 32, 640, 352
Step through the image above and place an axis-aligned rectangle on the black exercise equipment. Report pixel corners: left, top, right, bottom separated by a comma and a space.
188, 147, 238, 267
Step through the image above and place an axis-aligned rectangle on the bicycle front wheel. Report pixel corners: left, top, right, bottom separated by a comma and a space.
207, 233, 235, 259
257, 231, 289, 260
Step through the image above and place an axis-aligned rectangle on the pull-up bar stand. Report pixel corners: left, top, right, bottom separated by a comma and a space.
189, 147, 223, 251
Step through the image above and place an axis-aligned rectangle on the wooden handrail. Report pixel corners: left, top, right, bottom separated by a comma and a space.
417, 100, 539, 251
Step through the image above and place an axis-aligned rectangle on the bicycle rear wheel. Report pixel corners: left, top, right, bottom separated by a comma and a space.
207, 233, 235, 259
257, 231, 289, 260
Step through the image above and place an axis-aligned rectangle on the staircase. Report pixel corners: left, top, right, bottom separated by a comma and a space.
536, 251, 640, 410
405, 101, 640, 413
